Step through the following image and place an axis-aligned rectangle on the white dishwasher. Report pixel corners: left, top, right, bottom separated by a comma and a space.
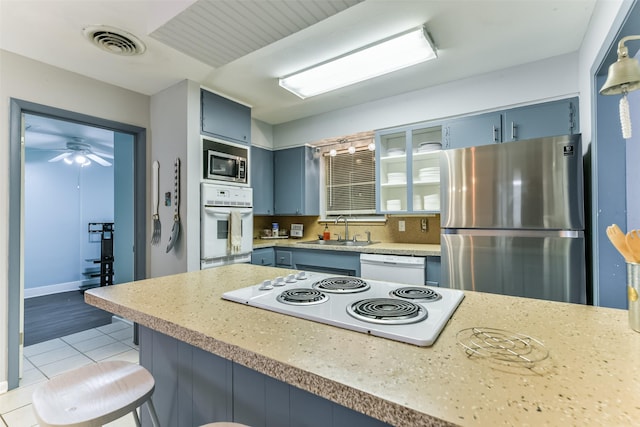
360, 253, 426, 285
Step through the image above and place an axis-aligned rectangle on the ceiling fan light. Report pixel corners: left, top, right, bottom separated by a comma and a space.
279, 25, 437, 99
63, 157, 74, 165
75, 154, 87, 164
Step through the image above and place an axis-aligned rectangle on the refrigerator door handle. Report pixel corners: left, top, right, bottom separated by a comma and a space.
443, 229, 584, 238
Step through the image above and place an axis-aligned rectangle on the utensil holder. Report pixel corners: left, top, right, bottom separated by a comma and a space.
627, 262, 640, 332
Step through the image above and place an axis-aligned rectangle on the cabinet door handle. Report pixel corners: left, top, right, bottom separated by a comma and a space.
511, 122, 517, 140
492, 125, 499, 142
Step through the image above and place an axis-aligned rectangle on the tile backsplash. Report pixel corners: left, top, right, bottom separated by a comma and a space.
254, 215, 440, 244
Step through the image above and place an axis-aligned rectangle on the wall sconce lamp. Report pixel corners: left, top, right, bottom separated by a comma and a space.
279, 25, 437, 99
600, 35, 640, 139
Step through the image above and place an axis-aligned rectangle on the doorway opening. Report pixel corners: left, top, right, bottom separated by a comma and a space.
8, 99, 147, 390
23, 113, 133, 347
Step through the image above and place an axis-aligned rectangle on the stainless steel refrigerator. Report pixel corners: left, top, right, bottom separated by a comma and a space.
440, 134, 586, 304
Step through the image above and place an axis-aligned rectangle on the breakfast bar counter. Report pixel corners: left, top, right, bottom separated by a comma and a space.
86, 264, 640, 426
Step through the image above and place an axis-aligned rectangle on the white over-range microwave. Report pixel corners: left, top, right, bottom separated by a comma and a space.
202, 137, 248, 185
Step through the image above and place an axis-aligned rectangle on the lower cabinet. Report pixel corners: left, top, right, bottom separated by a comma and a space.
140, 326, 391, 427
262, 246, 434, 281
292, 248, 360, 276
274, 248, 360, 275
275, 249, 293, 268
251, 247, 275, 266
426, 256, 441, 287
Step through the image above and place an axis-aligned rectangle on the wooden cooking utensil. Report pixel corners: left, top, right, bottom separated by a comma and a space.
626, 229, 640, 263
607, 224, 635, 263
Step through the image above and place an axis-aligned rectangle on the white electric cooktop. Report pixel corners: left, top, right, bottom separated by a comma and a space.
222, 271, 464, 347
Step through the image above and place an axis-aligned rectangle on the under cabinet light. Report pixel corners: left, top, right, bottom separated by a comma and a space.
279, 26, 437, 99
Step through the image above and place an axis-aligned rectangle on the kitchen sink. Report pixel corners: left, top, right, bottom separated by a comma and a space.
341, 241, 378, 246
298, 240, 377, 247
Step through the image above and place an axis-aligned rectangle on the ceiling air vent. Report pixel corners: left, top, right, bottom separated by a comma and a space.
83, 25, 146, 56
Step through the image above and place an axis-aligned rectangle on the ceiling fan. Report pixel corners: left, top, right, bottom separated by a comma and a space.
48, 140, 112, 167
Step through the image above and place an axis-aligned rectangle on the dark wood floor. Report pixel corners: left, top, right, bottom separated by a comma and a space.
24, 290, 113, 346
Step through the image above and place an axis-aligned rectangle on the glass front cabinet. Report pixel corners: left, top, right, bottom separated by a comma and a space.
376, 123, 442, 214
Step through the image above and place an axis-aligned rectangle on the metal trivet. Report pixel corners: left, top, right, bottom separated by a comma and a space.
276, 288, 328, 306
312, 277, 370, 293
347, 298, 428, 324
390, 287, 442, 302
456, 327, 549, 367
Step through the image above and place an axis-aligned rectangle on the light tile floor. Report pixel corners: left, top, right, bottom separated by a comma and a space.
0, 318, 139, 427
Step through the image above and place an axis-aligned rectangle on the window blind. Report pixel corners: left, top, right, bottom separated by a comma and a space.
325, 149, 376, 215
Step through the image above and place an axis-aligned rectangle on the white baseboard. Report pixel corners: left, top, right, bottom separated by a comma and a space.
24, 280, 96, 299
0, 381, 7, 394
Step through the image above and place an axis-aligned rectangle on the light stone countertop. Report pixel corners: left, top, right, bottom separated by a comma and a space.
253, 239, 441, 256
86, 264, 640, 427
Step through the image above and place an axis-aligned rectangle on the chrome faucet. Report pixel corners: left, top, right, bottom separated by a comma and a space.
335, 215, 349, 241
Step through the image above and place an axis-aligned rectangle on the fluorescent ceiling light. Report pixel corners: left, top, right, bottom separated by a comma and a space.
279, 26, 437, 99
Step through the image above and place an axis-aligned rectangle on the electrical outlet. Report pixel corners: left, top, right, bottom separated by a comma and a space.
421, 218, 428, 232
399, 220, 405, 232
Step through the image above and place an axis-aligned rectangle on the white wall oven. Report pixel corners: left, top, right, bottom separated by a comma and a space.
202, 137, 248, 185
201, 183, 253, 269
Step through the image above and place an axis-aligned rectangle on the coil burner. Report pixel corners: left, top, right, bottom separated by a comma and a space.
347, 298, 428, 325
390, 287, 442, 302
276, 288, 328, 306
312, 277, 370, 294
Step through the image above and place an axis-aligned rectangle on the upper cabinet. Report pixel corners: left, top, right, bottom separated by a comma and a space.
443, 112, 502, 149
251, 146, 274, 215
201, 89, 251, 145
377, 123, 442, 214
502, 98, 579, 142
274, 146, 319, 215
443, 97, 579, 149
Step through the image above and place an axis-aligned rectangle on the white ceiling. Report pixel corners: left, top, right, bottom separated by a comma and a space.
1, 0, 597, 127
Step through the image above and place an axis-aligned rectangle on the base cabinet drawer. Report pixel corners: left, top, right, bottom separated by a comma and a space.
275, 250, 293, 267
251, 248, 275, 266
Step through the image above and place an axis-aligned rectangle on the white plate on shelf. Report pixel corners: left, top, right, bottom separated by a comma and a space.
386, 199, 401, 210
387, 148, 405, 156
387, 172, 406, 184
419, 167, 438, 173
417, 142, 442, 153
423, 194, 440, 209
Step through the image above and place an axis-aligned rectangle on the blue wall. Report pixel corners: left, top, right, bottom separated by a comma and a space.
24, 149, 114, 290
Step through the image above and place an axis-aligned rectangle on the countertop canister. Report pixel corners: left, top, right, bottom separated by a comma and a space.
627, 262, 640, 332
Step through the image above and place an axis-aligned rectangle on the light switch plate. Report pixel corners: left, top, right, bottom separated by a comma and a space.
399, 220, 405, 232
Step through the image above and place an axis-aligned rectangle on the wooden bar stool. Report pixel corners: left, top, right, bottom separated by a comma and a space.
32, 360, 160, 427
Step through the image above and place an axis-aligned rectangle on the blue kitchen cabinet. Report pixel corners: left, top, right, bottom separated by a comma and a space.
274, 146, 319, 215
443, 112, 502, 149
442, 97, 579, 149
250, 146, 274, 215
275, 249, 294, 268
251, 247, 275, 266
201, 89, 251, 145
426, 256, 441, 287
292, 248, 360, 276
502, 97, 579, 142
